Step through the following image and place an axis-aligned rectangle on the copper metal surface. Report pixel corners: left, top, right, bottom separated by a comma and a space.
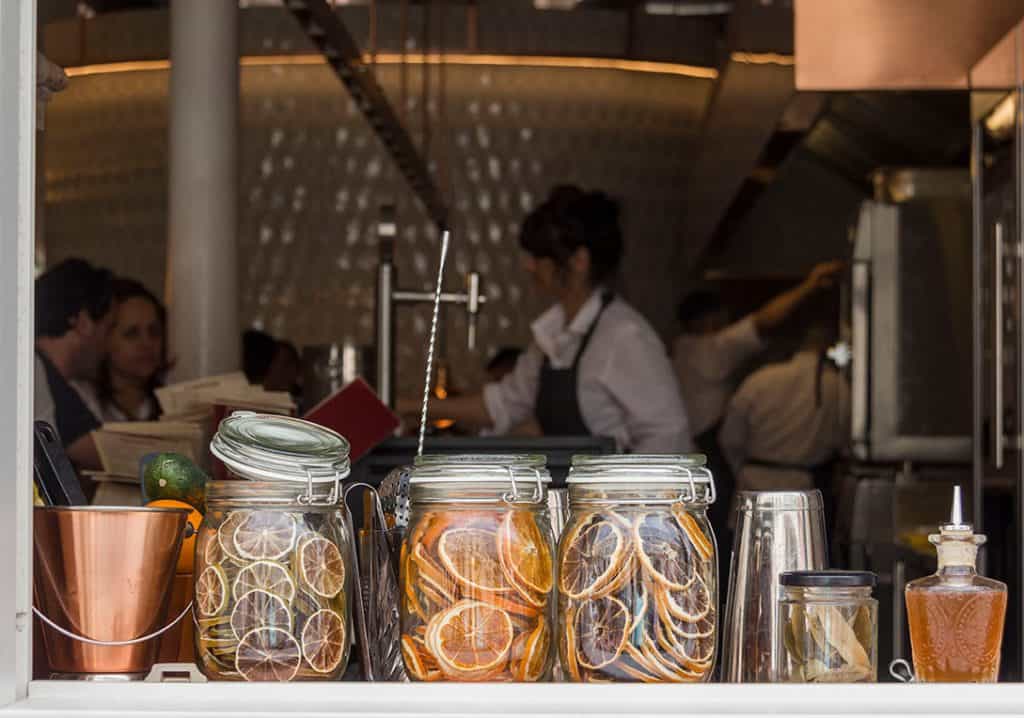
33, 506, 188, 674
795, 0, 1024, 90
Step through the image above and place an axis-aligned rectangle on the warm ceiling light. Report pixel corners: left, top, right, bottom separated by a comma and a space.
65, 52, 718, 80
730, 51, 795, 66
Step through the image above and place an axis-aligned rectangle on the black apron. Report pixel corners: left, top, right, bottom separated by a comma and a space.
535, 293, 614, 436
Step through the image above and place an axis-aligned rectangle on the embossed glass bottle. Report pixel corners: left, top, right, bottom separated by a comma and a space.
905, 486, 1007, 682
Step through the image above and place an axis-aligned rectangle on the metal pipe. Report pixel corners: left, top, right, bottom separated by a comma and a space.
971, 119, 986, 573
375, 207, 397, 407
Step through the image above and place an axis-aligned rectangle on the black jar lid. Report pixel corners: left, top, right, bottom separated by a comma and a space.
779, 570, 877, 588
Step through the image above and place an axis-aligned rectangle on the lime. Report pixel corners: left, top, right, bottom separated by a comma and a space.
143, 452, 208, 511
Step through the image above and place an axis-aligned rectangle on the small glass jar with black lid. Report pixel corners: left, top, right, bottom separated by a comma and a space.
776, 570, 878, 683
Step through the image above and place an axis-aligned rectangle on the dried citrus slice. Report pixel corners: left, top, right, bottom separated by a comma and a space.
235, 627, 301, 682
411, 544, 458, 602
575, 595, 630, 671
202, 530, 225, 566
661, 572, 711, 623
196, 565, 228, 617
488, 592, 541, 618
231, 589, 292, 640
233, 560, 296, 603
233, 511, 297, 561
498, 511, 554, 600
633, 512, 695, 592
437, 528, 510, 597
559, 515, 629, 600
298, 534, 346, 598
426, 600, 514, 679
301, 609, 346, 674
218, 510, 252, 562
402, 634, 440, 681
562, 604, 582, 681
515, 619, 550, 682
672, 507, 714, 563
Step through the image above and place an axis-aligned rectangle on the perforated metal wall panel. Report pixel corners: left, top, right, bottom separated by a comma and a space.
43, 62, 709, 394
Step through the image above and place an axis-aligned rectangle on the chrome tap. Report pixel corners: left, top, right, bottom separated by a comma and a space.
374, 205, 485, 407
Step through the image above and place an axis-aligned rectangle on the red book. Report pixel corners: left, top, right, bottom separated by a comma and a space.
303, 378, 400, 463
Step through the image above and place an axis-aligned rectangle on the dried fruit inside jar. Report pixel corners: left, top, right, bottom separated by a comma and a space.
194, 508, 352, 681
558, 508, 718, 682
400, 508, 555, 682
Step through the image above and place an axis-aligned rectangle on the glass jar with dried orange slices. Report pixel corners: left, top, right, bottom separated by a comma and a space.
399, 455, 556, 682
557, 455, 718, 683
194, 413, 354, 682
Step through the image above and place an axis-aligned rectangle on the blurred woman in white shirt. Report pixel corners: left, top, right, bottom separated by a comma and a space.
407, 185, 692, 454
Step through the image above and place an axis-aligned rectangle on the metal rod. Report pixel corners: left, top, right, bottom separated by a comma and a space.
971, 118, 985, 572
393, 290, 485, 305
418, 230, 451, 457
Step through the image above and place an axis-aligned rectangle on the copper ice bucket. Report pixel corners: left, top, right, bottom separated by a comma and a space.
33, 506, 190, 675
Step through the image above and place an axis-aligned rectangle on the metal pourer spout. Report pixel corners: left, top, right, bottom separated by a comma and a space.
941, 484, 971, 533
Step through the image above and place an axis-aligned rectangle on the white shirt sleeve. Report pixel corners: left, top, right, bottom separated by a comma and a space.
600, 324, 694, 454
482, 344, 543, 435
707, 316, 762, 381
719, 380, 754, 475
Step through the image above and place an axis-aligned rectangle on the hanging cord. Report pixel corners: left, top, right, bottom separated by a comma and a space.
418, 230, 451, 457
421, 0, 432, 158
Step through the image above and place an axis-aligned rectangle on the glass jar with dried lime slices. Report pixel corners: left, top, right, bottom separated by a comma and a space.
399, 455, 556, 682
557, 455, 718, 683
194, 413, 354, 682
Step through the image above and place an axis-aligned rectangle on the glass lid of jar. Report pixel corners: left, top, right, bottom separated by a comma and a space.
210, 412, 351, 484
408, 454, 551, 485
567, 454, 715, 503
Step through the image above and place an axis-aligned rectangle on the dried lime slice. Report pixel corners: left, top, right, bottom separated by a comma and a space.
298, 535, 346, 599
196, 565, 228, 618
301, 609, 346, 674
234, 511, 297, 561
218, 510, 252, 562
231, 588, 292, 640
233, 560, 296, 603
235, 627, 302, 682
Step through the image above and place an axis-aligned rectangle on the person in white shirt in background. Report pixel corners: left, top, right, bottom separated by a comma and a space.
718, 322, 850, 522
403, 185, 693, 454
673, 261, 843, 536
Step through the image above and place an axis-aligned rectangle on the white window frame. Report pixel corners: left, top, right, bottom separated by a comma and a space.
4, 0, 1024, 714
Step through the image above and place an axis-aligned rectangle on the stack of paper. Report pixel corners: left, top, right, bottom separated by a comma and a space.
90, 421, 206, 484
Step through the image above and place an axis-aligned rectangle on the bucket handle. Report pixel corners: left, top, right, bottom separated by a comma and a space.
32, 600, 193, 648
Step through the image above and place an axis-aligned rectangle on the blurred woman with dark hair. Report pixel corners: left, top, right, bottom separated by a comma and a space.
403, 185, 692, 453
78, 278, 169, 422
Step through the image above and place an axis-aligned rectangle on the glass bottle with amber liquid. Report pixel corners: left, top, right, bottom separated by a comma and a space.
905, 486, 1007, 682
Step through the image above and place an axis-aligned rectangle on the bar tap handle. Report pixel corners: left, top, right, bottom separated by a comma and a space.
466, 271, 482, 351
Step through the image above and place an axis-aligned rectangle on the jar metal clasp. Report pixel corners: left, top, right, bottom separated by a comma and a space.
501, 466, 544, 505
296, 465, 343, 506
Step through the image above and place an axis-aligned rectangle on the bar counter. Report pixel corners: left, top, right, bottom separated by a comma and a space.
10, 680, 1024, 717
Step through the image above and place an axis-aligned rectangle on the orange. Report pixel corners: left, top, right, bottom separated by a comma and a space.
437, 528, 510, 597
426, 600, 513, 679
672, 507, 714, 563
297, 535, 346, 599
633, 512, 695, 592
235, 627, 302, 682
147, 499, 201, 574
301, 609, 346, 674
498, 511, 554, 601
559, 515, 630, 600
574, 595, 629, 671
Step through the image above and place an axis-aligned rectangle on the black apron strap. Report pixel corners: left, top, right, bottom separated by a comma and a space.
534, 292, 614, 436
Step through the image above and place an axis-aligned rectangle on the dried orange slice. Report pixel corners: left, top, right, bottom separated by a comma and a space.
515, 619, 550, 682
402, 634, 440, 681
233, 560, 296, 603
231, 589, 292, 640
411, 544, 458, 601
426, 600, 513, 679
437, 528, 510, 597
575, 595, 630, 671
301, 609, 346, 674
298, 534, 346, 599
661, 572, 711, 623
633, 512, 695, 592
196, 565, 228, 617
235, 627, 301, 682
498, 511, 554, 600
614, 652, 661, 683
672, 507, 714, 563
218, 510, 252, 562
488, 592, 541, 618
562, 604, 582, 681
233, 511, 297, 561
559, 515, 629, 600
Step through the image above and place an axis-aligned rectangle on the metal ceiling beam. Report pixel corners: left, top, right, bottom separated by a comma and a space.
284, 0, 449, 230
